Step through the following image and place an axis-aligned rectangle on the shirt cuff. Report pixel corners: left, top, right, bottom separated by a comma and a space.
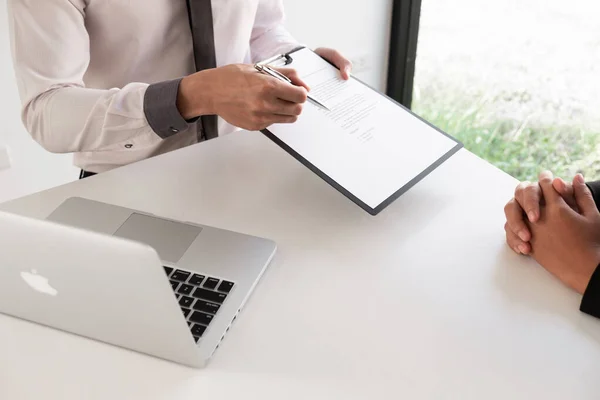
143, 78, 190, 139
580, 263, 600, 318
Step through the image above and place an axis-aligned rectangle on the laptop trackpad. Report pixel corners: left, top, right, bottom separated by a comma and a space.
113, 213, 202, 264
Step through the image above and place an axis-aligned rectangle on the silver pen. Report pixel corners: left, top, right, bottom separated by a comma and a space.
254, 64, 331, 112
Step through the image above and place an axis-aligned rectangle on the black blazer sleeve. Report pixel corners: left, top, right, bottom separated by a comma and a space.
586, 181, 600, 209
581, 265, 600, 318
579, 181, 600, 318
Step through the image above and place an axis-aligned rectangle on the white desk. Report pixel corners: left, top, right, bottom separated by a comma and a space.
1, 131, 599, 399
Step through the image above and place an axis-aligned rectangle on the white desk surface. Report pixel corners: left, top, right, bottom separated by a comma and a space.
1, 131, 599, 399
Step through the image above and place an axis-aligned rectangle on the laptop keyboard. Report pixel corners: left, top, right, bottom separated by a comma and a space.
163, 266, 235, 343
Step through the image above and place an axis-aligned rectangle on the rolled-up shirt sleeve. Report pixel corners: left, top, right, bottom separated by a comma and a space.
250, 0, 302, 63
7, 0, 188, 154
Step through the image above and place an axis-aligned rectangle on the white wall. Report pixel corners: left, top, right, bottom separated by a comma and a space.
0, 0, 392, 204
282, 0, 393, 91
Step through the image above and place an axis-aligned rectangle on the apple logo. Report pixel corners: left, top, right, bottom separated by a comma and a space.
21, 269, 58, 296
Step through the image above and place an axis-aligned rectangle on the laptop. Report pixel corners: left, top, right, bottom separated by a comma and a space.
0, 197, 277, 368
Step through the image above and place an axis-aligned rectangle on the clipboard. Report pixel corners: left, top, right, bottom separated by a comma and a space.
259, 47, 463, 216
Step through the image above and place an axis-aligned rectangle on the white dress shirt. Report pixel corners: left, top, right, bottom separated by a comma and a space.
7, 0, 299, 172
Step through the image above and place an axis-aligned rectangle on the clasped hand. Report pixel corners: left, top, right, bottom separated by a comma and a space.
504, 171, 600, 294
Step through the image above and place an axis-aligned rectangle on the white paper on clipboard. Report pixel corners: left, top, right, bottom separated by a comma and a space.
263, 48, 461, 214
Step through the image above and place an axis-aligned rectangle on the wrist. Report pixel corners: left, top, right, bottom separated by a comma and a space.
177, 70, 217, 119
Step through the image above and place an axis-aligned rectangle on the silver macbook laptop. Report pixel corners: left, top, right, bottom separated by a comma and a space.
0, 197, 276, 368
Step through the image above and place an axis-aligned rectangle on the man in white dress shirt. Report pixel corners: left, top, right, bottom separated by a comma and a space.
7, 0, 351, 177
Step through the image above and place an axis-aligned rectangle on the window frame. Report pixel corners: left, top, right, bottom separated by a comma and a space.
386, 0, 423, 108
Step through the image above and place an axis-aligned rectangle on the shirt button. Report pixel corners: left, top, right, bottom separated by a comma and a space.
170, 127, 179, 134
124, 144, 133, 149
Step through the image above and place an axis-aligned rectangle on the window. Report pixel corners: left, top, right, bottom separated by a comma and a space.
391, 0, 600, 181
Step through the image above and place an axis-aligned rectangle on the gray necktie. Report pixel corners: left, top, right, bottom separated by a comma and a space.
186, 0, 218, 140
